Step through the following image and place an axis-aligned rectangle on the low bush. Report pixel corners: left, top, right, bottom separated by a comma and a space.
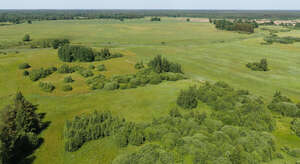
58, 64, 76, 73
291, 118, 300, 137
19, 63, 31, 69
88, 65, 95, 69
246, 58, 269, 71
62, 85, 73, 91
64, 76, 74, 83
39, 82, 55, 92
134, 61, 144, 69
29, 67, 57, 81
104, 82, 119, 90
23, 70, 29, 76
96, 64, 106, 71
148, 55, 182, 73
177, 86, 198, 109
78, 69, 94, 78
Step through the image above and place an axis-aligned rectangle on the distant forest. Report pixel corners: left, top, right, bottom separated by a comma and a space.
2, 10, 300, 23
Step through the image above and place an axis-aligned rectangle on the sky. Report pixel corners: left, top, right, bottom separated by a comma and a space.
1, 0, 300, 10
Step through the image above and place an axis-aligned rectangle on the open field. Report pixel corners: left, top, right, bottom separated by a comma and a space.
1, 17, 300, 163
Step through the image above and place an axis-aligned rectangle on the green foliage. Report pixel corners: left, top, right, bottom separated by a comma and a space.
88, 64, 95, 70
264, 35, 300, 44
0, 92, 44, 163
62, 85, 72, 92
268, 91, 300, 117
94, 48, 123, 61
288, 148, 300, 158
96, 64, 106, 71
246, 58, 269, 71
291, 118, 300, 137
78, 69, 94, 78
104, 82, 119, 90
22, 34, 31, 42
213, 19, 257, 33
64, 111, 145, 152
29, 66, 57, 81
39, 82, 55, 92
148, 55, 182, 73
177, 86, 198, 109
51, 39, 70, 49
22, 70, 29, 76
150, 17, 161, 21
134, 61, 144, 69
57, 64, 76, 74
18, 63, 31, 69
64, 76, 74, 83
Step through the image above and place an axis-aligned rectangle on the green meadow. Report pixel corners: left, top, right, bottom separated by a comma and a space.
0, 17, 300, 163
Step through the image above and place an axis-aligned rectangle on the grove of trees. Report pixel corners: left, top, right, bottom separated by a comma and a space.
212, 19, 258, 33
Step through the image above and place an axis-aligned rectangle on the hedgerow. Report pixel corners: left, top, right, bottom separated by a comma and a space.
29, 66, 57, 81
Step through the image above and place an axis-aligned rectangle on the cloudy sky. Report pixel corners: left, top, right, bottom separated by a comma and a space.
1, 0, 299, 10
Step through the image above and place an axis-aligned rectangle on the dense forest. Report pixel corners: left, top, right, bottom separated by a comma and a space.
2, 10, 300, 23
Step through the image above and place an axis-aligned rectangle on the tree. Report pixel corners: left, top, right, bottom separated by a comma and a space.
22, 34, 31, 42
177, 86, 198, 109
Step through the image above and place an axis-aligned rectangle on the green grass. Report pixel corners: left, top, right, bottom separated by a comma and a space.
0, 18, 300, 163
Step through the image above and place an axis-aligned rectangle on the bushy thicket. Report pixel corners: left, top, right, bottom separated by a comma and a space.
18, 63, 31, 69
0, 92, 44, 164
62, 85, 72, 92
32, 38, 69, 49
86, 68, 186, 90
246, 58, 269, 71
64, 111, 145, 152
291, 118, 300, 137
39, 82, 55, 92
212, 19, 258, 33
268, 91, 300, 117
78, 69, 94, 78
150, 17, 161, 21
134, 61, 144, 69
177, 81, 275, 132
148, 55, 182, 73
177, 86, 198, 109
57, 64, 76, 74
58, 45, 122, 62
64, 76, 74, 83
28, 66, 57, 81
264, 34, 300, 44
96, 64, 106, 71
22, 34, 31, 42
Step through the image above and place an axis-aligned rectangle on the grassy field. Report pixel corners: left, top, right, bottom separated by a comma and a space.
0, 17, 300, 163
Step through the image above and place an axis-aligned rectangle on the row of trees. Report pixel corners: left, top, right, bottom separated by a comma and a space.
0, 92, 45, 163
58, 45, 122, 62
212, 19, 258, 33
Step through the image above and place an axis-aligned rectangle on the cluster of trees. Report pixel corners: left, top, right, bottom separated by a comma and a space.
177, 81, 276, 131
150, 17, 161, 21
148, 55, 182, 73
264, 34, 300, 44
268, 91, 300, 117
39, 82, 55, 92
86, 68, 186, 90
212, 19, 258, 33
32, 38, 70, 49
112, 106, 277, 164
246, 58, 269, 71
64, 111, 145, 152
28, 66, 57, 81
58, 45, 122, 62
0, 92, 45, 163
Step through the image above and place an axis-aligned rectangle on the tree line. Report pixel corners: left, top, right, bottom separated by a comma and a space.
212, 19, 258, 33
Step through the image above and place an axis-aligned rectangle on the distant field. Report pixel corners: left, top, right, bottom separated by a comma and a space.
0, 17, 300, 163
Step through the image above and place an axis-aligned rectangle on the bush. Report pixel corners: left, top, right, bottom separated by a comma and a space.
151, 17, 161, 21
51, 39, 70, 49
78, 69, 94, 78
19, 63, 31, 69
64, 76, 74, 83
288, 148, 300, 157
23, 34, 31, 42
23, 70, 29, 76
291, 118, 300, 137
58, 45, 95, 62
62, 85, 73, 91
104, 82, 119, 90
149, 73, 162, 84
177, 86, 198, 109
96, 64, 106, 71
39, 82, 55, 92
29, 67, 57, 81
246, 58, 269, 71
135, 61, 144, 69
58, 64, 75, 73
148, 55, 182, 73
88, 65, 95, 69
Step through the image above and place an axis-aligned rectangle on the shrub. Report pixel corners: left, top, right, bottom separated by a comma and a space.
148, 55, 182, 73
58, 64, 75, 73
86, 75, 107, 90
88, 65, 95, 69
288, 148, 300, 157
104, 82, 119, 90
23, 70, 29, 76
64, 76, 74, 83
96, 64, 106, 71
151, 17, 161, 21
62, 85, 73, 91
119, 83, 128, 89
23, 34, 31, 42
135, 61, 144, 69
78, 69, 94, 78
177, 86, 198, 109
51, 39, 70, 49
58, 45, 94, 62
246, 58, 269, 71
39, 82, 55, 92
291, 118, 300, 137
19, 63, 31, 69
29, 67, 57, 81
149, 73, 162, 84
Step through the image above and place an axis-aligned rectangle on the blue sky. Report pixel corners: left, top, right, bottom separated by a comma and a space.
1, 0, 299, 10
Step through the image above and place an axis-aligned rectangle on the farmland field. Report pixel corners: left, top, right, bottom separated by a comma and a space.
1, 17, 300, 163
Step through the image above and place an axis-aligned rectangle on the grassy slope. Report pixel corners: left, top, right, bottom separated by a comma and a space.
0, 18, 299, 163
